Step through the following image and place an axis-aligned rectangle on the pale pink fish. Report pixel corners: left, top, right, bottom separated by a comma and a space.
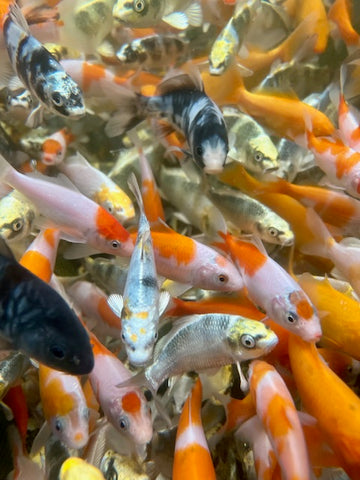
40, 128, 74, 166
303, 208, 360, 297
67, 280, 122, 338
88, 332, 153, 445
235, 415, 277, 480
39, 364, 89, 449
338, 93, 360, 152
0, 154, 133, 257
249, 360, 312, 480
58, 152, 135, 223
215, 232, 322, 341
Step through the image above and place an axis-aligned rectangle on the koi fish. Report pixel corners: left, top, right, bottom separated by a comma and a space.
88, 331, 153, 445
120, 313, 278, 393
0, 154, 133, 257
173, 378, 216, 480
107, 174, 169, 367
112, 0, 202, 30
217, 232, 322, 341
39, 364, 89, 449
58, 152, 135, 223
0, 351, 30, 400
249, 359, 311, 479
0, 3, 85, 126
297, 273, 360, 360
0, 237, 94, 374
40, 128, 74, 166
0, 190, 36, 243
3, 384, 28, 447
105, 70, 229, 174
83, 256, 128, 294
289, 333, 360, 479
328, 0, 360, 47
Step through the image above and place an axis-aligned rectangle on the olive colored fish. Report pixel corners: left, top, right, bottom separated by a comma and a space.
0, 190, 36, 242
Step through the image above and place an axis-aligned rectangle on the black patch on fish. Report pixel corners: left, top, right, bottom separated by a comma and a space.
141, 276, 157, 288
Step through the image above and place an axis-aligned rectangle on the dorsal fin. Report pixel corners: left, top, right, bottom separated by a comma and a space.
157, 68, 203, 96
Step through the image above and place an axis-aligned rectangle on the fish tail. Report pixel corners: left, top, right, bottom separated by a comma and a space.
104, 88, 145, 138
281, 14, 318, 63
0, 154, 16, 186
301, 208, 334, 258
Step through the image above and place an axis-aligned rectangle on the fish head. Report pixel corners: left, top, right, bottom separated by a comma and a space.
43, 72, 85, 118
0, 202, 35, 243
247, 137, 279, 173
41, 139, 64, 165
6, 89, 33, 112
270, 291, 322, 342
108, 391, 153, 444
117, 43, 140, 65
97, 188, 135, 223
112, 0, 156, 27
121, 314, 158, 367
227, 318, 278, 360
209, 42, 231, 76
255, 214, 294, 246
192, 124, 229, 174
6, 280, 94, 374
196, 255, 244, 291
50, 406, 89, 449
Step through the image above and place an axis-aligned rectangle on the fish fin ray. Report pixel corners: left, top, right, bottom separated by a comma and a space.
162, 11, 188, 30
107, 293, 123, 318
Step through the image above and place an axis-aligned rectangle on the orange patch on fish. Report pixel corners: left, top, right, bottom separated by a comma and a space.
82, 62, 106, 92
122, 391, 141, 414
42, 138, 61, 155
135, 311, 149, 319
96, 206, 130, 241
150, 230, 196, 266
173, 446, 216, 480
227, 236, 267, 277
289, 291, 314, 320
44, 228, 57, 248
265, 394, 294, 438
142, 179, 165, 223
42, 377, 76, 419
20, 251, 52, 283
97, 297, 122, 329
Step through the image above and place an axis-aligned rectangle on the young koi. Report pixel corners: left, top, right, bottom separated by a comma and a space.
58, 152, 135, 223
173, 378, 216, 480
289, 333, 360, 479
88, 331, 153, 445
40, 128, 74, 166
249, 360, 311, 480
0, 154, 133, 257
107, 174, 168, 367
217, 232, 322, 341
39, 364, 89, 449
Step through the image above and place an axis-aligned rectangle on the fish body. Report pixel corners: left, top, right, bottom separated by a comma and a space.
2, 4, 85, 124
0, 351, 29, 400
249, 360, 311, 480
209, 0, 259, 75
0, 154, 133, 257
219, 232, 322, 341
159, 166, 226, 238
89, 332, 152, 444
39, 364, 89, 449
0, 190, 36, 242
223, 106, 279, 173
99, 450, 150, 479
0, 237, 94, 374
58, 152, 135, 223
143, 313, 278, 391
59, 457, 105, 480
112, 0, 202, 30
208, 180, 294, 245
173, 378, 216, 479
117, 34, 189, 72
83, 257, 128, 294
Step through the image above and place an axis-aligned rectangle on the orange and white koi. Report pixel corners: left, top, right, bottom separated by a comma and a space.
304, 208, 360, 296
217, 232, 322, 341
40, 128, 74, 166
39, 363, 89, 449
58, 152, 135, 223
0, 154, 133, 257
289, 333, 360, 479
173, 378, 216, 480
249, 360, 311, 480
67, 280, 122, 338
297, 273, 360, 360
19, 228, 60, 283
88, 331, 153, 445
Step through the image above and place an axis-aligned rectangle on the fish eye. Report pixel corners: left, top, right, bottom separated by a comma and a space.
154, 332, 158, 340
286, 312, 298, 324
133, 0, 145, 12
218, 273, 228, 283
111, 240, 120, 249
51, 92, 63, 107
195, 145, 203, 156
83, 407, 90, 420
241, 334, 256, 349
49, 344, 65, 359
118, 416, 129, 431
12, 219, 24, 232
121, 333, 126, 341
254, 152, 264, 162
268, 227, 279, 237
55, 418, 64, 432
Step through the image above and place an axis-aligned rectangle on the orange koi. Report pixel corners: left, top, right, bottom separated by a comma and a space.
3, 384, 28, 447
39, 363, 89, 449
289, 333, 360, 478
173, 378, 216, 480
328, 0, 360, 46
297, 273, 360, 360
293, 0, 329, 53
249, 360, 311, 480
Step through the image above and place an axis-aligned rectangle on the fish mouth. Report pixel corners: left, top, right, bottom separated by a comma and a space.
204, 166, 224, 175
